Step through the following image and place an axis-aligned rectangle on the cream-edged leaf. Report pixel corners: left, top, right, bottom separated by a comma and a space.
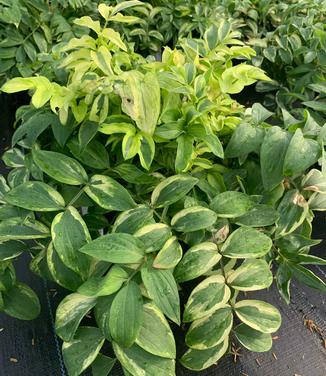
234, 300, 281, 333
136, 303, 176, 358
174, 242, 221, 283
183, 275, 231, 322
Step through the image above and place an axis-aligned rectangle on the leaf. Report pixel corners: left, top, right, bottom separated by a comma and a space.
2, 148, 24, 167
226, 259, 273, 291
175, 135, 193, 172
180, 338, 228, 371
80, 233, 144, 263
114, 164, 159, 185
115, 71, 160, 135
234, 300, 281, 333
136, 303, 176, 358
171, 206, 217, 232
234, 204, 279, 227
122, 133, 140, 160
288, 263, 326, 292
112, 205, 153, 234
134, 223, 172, 252
260, 127, 291, 191
0, 217, 49, 241
303, 100, 326, 112
293, 254, 326, 265
283, 129, 321, 176
225, 122, 265, 158
302, 169, 326, 193
210, 191, 255, 218
219, 64, 270, 94
51, 116, 74, 148
92, 354, 116, 376
0, 240, 26, 261
78, 121, 99, 150
85, 175, 136, 211
47, 243, 83, 291
98, 4, 112, 20
78, 265, 129, 297
110, 1, 142, 16
251, 103, 274, 125
7, 167, 29, 188
153, 237, 182, 269
204, 24, 218, 50
276, 263, 291, 304
109, 281, 143, 348
74, 16, 101, 33
102, 28, 127, 51
263, 46, 276, 62
113, 343, 175, 376
1, 77, 35, 93
275, 234, 321, 254
151, 174, 198, 208
206, 133, 225, 158
3, 282, 40, 320
0, 205, 29, 221
183, 275, 231, 322
0, 265, 15, 291
94, 296, 114, 340
234, 323, 272, 352
185, 307, 233, 350
33, 149, 88, 185
309, 192, 326, 211
55, 293, 97, 342
5, 181, 65, 211
68, 138, 110, 170
52, 206, 91, 278
276, 190, 309, 237
12, 112, 57, 147
138, 134, 155, 170
30, 78, 53, 108
174, 242, 221, 282
62, 327, 105, 376
141, 264, 180, 324
221, 227, 272, 259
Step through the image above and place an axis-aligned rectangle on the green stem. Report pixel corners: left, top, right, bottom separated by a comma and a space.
219, 257, 226, 279
66, 186, 87, 208
160, 205, 169, 223
236, 175, 246, 194
125, 260, 145, 284
22, 24, 41, 44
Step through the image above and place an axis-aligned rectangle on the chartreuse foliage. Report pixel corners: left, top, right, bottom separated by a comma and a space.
0, 2, 326, 376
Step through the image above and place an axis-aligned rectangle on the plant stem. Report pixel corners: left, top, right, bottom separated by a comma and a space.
125, 260, 145, 284
160, 205, 169, 223
66, 186, 87, 208
219, 256, 226, 279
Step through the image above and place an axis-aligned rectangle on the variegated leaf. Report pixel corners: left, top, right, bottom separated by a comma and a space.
183, 275, 231, 322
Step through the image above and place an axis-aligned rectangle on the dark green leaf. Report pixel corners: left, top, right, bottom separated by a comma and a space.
80, 233, 144, 263
33, 149, 88, 185
62, 327, 105, 376
174, 242, 221, 282
5, 181, 65, 211
109, 281, 143, 348
141, 264, 180, 324
55, 293, 97, 341
85, 175, 136, 211
3, 282, 40, 320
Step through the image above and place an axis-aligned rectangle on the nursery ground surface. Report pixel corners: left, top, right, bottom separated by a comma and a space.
0, 95, 325, 376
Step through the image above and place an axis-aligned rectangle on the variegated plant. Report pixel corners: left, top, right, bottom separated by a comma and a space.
0, 2, 325, 376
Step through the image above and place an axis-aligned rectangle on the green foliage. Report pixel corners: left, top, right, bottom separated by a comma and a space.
0, 1, 325, 375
